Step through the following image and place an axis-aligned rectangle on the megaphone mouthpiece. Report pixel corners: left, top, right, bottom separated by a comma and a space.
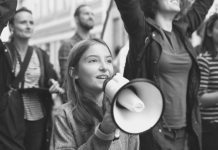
117, 88, 145, 113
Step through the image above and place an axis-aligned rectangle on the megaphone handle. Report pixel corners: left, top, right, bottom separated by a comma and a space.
113, 129, 120, 141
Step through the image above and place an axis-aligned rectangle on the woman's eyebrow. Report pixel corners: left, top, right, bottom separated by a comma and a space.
85, 55, 112, 59
85, 55, 98, 59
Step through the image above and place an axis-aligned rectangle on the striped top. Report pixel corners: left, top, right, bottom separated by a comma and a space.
15, 49, 44, 121
198, 52, 218, 122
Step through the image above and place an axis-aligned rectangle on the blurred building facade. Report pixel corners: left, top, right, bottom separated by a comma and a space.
2, 0, 218, 77
17, 0, 128, 77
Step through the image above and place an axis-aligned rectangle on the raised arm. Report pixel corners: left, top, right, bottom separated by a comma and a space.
114, 0, 147, 37
181, 0, 214, 34
0, 0, 17, 35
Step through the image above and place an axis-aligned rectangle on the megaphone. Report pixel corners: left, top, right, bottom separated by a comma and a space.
103, 73, 164, 135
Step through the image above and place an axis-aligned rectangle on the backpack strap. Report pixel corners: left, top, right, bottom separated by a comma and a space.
4, 43, 14, 73
11, 46, 33, 89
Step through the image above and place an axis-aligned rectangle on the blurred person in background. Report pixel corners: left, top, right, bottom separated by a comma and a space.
0, 0, 19, 149
4, 7, 64, 150
114, 0, 214, 150
197, 13, 218, 150
53, 38, 139, 150
58, 4, 95, 88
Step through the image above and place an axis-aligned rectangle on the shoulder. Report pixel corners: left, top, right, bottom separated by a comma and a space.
54, 102, 78, 130
34, 46, 50, 63
34, 46, 47, 56
197, 52, 211, 66
61, 35, 81, 48
59, 38, 77, 55
198, 52, 211, 60
56, 102, 75, 119
62, 39, 74, 45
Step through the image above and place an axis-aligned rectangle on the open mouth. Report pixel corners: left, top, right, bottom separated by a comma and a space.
171, 0, 180, 5
96, 75, 109, 80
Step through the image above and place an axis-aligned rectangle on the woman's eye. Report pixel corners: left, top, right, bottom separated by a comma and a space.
107, 59, 112, 63
89, 59, 97, 63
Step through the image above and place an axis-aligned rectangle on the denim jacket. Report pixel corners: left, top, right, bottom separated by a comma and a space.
114, 0, 214, 149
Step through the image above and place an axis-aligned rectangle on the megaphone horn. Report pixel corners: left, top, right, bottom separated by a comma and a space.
103, 73, 165, 135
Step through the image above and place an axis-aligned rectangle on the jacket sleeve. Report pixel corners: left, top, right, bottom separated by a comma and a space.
53, 109, 113, 150
114, 0, 147, 38
58, 41, 73, 84
128, 134, 139, 150
0, 0, 17, 34
181, 0, 214, 34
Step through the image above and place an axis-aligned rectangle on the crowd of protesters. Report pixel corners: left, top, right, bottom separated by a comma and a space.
1, 0, 218, 150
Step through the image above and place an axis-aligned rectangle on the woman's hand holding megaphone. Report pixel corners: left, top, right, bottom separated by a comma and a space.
99, 99, 120, 140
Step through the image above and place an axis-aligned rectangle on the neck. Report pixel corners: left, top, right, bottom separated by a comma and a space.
76, 26, 91, 39
13, 38, 29, 54
155, 12, 177, 32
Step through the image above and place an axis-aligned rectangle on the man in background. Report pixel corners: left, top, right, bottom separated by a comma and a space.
58, 4, 95, 86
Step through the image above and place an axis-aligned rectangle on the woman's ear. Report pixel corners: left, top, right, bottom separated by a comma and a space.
74, 16, 79, 25
9, 24, 14, 34
69, 67, 79, 79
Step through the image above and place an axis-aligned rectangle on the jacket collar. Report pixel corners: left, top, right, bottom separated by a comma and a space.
146, 17, 198, 64
145, 17, 189, 38
146, 18, 164, 39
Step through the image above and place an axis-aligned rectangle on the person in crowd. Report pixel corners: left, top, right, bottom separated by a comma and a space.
197, 13, 218, 150
1, 7, 64, 150
58, 4, 95, 86
0, 0, 18, 149
53, 38, 139, 150
113, 0, 214, 150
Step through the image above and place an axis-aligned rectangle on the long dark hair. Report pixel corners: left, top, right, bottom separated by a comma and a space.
64, 38, 112, 131
200, 13, 218, 59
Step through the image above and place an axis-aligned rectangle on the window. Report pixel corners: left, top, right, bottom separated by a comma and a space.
34, 0, 41, 19
64, 0, 70, 9
55, 0, 64, 11
41, 0, 48, 17
48, 0, 55, 14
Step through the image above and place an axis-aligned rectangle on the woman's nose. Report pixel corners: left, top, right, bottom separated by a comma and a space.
26, 22, 32, 29
99, 62, 107, 72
